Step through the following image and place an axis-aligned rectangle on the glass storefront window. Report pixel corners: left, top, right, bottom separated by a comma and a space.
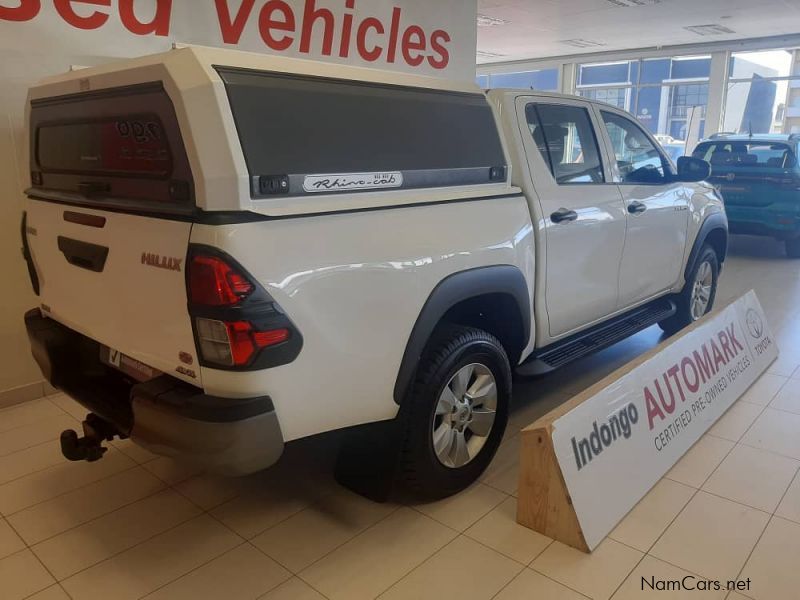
729, 50, 793, 79
479, 48, 800, 138
723, 79, 791, 134
640, 59, 671, 85
668, 83, 708, 140
478, 69, 559, 92
670, 57, 711, 80
579, 61, 633, 86
575, 55, 711, 149
725, 49, 800, 135
578, 88, 629, 110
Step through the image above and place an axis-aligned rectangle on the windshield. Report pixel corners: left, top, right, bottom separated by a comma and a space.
693, 141, 797, 169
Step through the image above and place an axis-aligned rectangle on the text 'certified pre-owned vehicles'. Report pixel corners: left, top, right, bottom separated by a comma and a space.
21, 47, 727, 499
692, 134, 800, 258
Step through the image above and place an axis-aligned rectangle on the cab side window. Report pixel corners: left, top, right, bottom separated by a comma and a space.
526, 103, 605, 185
601, 111, 669, 184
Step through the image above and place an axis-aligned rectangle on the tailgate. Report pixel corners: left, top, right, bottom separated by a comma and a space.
709, 169, 791, 208
25, 201, 200, 385
24, 81, 201, 385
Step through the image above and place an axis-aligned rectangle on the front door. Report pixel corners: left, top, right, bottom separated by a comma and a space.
595, 108, 690, 308
517, 97, 627, 339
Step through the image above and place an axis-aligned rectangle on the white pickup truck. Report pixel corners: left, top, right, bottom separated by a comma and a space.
21, 46, 727, 499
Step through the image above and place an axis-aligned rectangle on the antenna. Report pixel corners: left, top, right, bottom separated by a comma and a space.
748, 121, 753, 138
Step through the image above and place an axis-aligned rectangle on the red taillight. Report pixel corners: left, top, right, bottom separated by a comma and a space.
195, 318, 289, 367
189, 255, 254, 306
228, 322, 289, 366
253, 329, 291, 348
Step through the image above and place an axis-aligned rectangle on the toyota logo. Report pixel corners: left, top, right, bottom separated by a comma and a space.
746, 309, 764, 339
726, 173, 736, 182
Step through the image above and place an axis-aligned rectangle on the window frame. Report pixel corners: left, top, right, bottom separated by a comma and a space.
524, 101, 608, 186
596, 107, 675, 186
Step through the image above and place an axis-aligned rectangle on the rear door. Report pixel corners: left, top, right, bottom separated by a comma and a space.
24, 83, 201, 385
516, 96, 627, 339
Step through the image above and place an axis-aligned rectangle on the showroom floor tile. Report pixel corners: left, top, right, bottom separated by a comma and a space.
739, 517, 800, 600
608, 479, 695, 552
464, 496, 552, 564
776, 470, 800, 524
664, 434, 735, 488
701, 444, 799, 513
530, 538, 643, 600
0, 236, 799, 599
377, 535, 522, 600
649, 491, 770, 582
612, 555, 727, 600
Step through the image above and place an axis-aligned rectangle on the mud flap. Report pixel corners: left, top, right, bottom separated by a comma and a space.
334, 419, 404, 503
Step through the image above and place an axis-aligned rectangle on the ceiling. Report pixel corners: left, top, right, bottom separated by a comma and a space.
476, 0, 800, 64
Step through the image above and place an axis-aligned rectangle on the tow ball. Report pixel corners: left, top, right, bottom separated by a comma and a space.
60, 413, 125, 462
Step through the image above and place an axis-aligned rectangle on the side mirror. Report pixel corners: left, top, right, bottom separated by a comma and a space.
676, 156, 711, 182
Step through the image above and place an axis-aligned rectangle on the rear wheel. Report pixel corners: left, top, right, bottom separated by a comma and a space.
786, 238, 800, 259
397, 325, 510, 499
659, 246, 719, 335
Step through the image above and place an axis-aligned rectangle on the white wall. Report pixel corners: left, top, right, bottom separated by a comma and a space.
0, 0, 478, 398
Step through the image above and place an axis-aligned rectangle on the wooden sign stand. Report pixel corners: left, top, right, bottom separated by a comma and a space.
516, 292, 777, 553
515, 341, 686, 552
517, 397, 594, 553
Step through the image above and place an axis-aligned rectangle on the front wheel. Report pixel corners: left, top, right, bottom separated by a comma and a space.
786, 238, 800, 259
397, 325, 511, 500
659, 245, 719, 335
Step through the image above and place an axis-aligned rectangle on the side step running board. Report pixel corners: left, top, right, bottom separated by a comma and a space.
517, 298, 676, 377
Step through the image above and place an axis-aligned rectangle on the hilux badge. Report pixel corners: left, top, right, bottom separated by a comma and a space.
141, 252, 182, 272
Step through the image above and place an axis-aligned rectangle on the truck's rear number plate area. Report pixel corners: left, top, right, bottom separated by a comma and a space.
100, 346, 161, 382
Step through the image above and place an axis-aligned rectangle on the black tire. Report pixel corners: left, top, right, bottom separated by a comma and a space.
659, 245, 719, 335
397, 324, 511, 500
786, 238, 800, 259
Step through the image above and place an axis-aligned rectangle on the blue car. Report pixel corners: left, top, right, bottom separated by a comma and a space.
692, 134, 800, 258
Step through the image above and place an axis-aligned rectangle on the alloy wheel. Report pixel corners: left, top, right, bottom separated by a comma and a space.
431, 363, 498, 469
690, 260, 713, 321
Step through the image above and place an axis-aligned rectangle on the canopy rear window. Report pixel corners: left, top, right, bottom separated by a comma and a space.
30, 83, 194, 213
37, 117, 172, 177
693, 141, 798, 169
215, 67, 508, 198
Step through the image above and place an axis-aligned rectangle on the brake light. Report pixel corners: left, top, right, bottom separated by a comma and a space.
188, 255, 254, 306
195, 318, 289, 367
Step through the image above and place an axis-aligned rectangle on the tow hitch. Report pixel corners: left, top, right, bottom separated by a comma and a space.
60, 413, 126, 462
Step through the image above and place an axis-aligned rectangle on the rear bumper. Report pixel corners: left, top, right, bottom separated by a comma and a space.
726, 207, 800, 240
24, 308, 284, 475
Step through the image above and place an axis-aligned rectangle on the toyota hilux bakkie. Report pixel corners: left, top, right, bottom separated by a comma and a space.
21, 46, 727, 498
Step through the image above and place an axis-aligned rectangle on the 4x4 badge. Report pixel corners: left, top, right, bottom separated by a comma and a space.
141, 253, 182, 272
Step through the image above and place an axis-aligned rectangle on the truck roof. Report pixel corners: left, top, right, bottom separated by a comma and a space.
29, 44, 481, 99
484, 88, 632, 112
486, 89, 583, 101
702, 133, 799, 144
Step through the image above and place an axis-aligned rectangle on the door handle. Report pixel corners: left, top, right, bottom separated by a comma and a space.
628, 201, 647, 215
57, 236, 109, 273
550, 208, 578, 224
